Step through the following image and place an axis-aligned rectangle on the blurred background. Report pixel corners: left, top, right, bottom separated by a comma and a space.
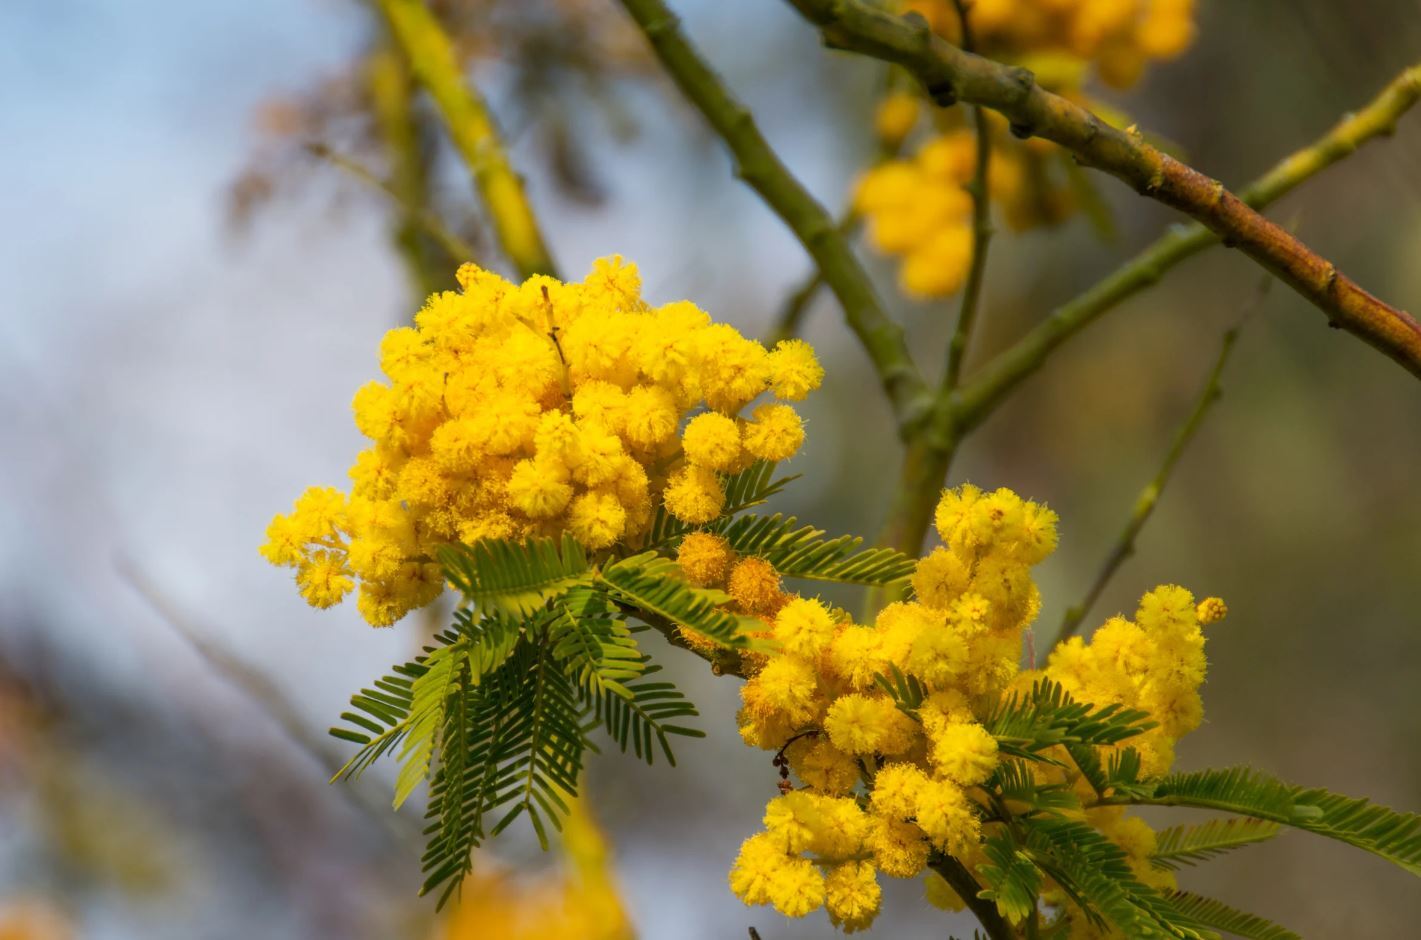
1, 0, 1419, 937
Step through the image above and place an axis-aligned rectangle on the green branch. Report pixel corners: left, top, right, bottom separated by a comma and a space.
953, 62, 1421, 433
375, 0, 557, 280
787, 0, 1421, 379
616, 0, 929, 427
929, 853, 1018, 940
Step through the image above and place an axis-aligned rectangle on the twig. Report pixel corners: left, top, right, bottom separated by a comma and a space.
627, 606, 750, 679
942, 0, 993, 392
375, 0, 557, 279
952, 62, 1421, 434
787, 0, 1421, 378
1048, 279, 1270, 651
929, 853, 1017, 940
306, 142, 477, 265
616, 0, 930, 427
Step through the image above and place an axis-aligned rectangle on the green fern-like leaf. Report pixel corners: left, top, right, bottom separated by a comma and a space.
1023, 817, 1212, 939
874, 663, 927, 715
1151, 817, 1283, 871
1127, 766, 1421, 877
714, 513, 915, 586
439, 534, 590, 616
978, 832, 1043, 924
993, 759, 1081, 817
549, 586, 645, 698
419, 638, 590, 905
598, 552, 749, 646
392, 640, 469, 809
585, 660, 704, 765
1162, 892, 1300, 940
1066, 743, 1150, 801
329, 629, 461, 779
987, 679, 1155, 763
488, 640, 587, 847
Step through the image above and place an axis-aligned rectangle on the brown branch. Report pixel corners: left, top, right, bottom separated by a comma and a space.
786, 0, 1421, 380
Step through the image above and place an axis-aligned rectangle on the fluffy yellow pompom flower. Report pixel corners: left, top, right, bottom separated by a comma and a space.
825, 861, 882, 931
870, 762, 929, 821
742, 404, 805, 462
663, 464, 725, 525
773, 597, 838, 658
728, 832, 790, 907
787, 738, 861, 796
766, 857, 827, 918
262, 257, 821, 626
296, 551, 355, 608
681, 412, 742, 471
928, 721, 999, 787
567, 490, 627, 550
824, 694, 913, 756
766, 339, 825, 401
676, 532, 735, 587
727, 557, 785, 615
914, 779, 981, 856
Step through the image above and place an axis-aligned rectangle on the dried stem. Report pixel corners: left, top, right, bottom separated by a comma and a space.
306, 142, 477, 266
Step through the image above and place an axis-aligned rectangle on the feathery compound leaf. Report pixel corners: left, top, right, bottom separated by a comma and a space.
393, 640, 469, 809
452, 607, 523, 680
598, 552, 748, 646
329, 629, 462, 779
987, 679, 1156, 762
584, 660, 704, 765
549, 586, 645, 698
439, 534, 591, 616
1023, 817, 1213, 939
714, 513, 916, 586
977, 832, 1044, 924
1127, 766, 1421, 876
1067, 743, 1151, 801
419, 638, 590, 905
1151, 818, 1283, 871
1162, 892, 1300, 940
993, 759, 1081, 817
874, 664, 927, 715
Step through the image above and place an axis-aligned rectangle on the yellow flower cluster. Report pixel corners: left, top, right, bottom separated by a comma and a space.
261, 257, 823, 626
718, 485, 1225, 932
856, 1, 1198, 298
855, 118, 1071, 298
906, 0, 1196, 89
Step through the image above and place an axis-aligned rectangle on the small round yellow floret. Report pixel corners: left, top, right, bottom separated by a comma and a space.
742, 404, 805, 462
676, 532, 735, 587
681, 412, 742, 471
